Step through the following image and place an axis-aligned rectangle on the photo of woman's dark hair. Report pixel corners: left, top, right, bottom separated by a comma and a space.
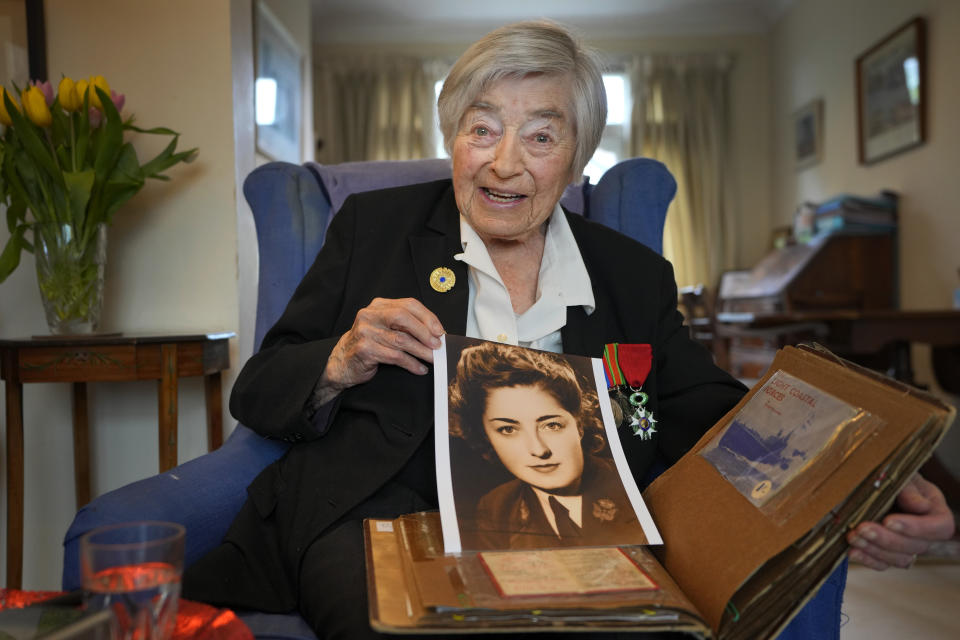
448, 341, 606, 461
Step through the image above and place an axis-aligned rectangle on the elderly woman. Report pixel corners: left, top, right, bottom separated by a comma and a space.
449, 341, 648, 550
184, 19, 954, 640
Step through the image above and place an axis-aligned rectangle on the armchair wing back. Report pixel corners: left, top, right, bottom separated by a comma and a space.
243, 157, 674, 351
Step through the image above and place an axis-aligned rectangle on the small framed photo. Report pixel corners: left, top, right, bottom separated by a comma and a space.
254, 2, 303, 162
855, 16, 926, 165
793, 99, 823, 170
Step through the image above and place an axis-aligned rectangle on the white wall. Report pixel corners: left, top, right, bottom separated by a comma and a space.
0, 0, 258, 589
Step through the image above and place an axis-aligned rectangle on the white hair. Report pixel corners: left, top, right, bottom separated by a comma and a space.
437, 20, 607, 179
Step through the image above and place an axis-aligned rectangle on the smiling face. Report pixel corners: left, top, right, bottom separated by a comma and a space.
451, 74, 577, 245
482, 384, 585, 494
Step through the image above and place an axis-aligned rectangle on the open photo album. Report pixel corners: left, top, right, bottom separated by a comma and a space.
364, 337, 954, 638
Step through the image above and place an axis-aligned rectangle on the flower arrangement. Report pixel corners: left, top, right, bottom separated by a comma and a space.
0, 75, 197, 331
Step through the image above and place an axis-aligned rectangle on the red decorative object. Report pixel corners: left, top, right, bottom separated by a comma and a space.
0, 588, 62, 609
602, 343, 653, 388
0, 589, 254, 640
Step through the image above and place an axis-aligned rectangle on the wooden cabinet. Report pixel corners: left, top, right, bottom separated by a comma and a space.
0, 332, 233, 589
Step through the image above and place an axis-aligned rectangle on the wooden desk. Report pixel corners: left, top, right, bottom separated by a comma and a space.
714, 309, 960, 385
0, 332, 234, 589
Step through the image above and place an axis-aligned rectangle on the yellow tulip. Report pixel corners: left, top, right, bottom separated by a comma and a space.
75, 78, 88, 107
21, 86, 52, 127
58, 76, 82, 112
0, 87, 20, 126
88, 75, 111, 110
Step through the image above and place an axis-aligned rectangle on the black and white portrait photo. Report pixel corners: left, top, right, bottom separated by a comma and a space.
434, 335, 661, 552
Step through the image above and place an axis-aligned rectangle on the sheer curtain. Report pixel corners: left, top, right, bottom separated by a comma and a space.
314, 55, 445, 163
629, 54, 736, 290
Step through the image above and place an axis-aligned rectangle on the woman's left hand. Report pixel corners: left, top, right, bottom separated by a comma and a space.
846, 473, 955, 570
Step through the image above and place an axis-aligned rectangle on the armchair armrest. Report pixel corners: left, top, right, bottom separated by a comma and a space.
62, 425, 288, 590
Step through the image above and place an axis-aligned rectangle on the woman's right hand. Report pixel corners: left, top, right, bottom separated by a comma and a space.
314, 297, 444, 404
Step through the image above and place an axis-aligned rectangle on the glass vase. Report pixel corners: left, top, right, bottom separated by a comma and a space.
33, 223, 107, 335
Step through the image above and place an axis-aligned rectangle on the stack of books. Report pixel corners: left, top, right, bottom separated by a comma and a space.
814, 192, 897, 236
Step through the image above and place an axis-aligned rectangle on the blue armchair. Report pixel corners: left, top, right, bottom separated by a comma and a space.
62, 157, 844, 639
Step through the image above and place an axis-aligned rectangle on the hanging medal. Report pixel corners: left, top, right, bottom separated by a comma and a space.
627, 388, 657, 439
602, 343, 658, 440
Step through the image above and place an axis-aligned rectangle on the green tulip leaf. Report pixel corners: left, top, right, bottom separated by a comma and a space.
101, 143, 145, 222
50, 100, 70, 150
56, 144, 75, 170
5, 198, 25, 232
3, 147, 40, 213
92, 87, 123, 180
75, 109, 90, 169
141, 136, 198, 180
103, 183, 142, 221
125, 124, 180, 136
3, 92, 64, 187
0, 224, 27, 283
11, 151, 50, 215
64, 168, 95, 230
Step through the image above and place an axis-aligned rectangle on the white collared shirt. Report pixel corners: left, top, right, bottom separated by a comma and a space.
454, 204, 595, 354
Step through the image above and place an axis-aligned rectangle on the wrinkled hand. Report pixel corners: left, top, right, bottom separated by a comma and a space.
316, 298, 444, 403
847, 473, 956, 570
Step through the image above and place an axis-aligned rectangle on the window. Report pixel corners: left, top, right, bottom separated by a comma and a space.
432, 72, 632, 184
583, 73, 631, 185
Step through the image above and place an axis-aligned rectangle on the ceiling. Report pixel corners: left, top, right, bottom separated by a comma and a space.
311, 0, 796, 44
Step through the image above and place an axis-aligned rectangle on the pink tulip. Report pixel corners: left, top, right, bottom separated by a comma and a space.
86, 89, 124, 127
110, 90, 125, 113
30, 79, 54, 106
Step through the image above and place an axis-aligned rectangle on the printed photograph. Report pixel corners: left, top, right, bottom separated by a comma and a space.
701, 371, 862, 508
435, 335, 657, 552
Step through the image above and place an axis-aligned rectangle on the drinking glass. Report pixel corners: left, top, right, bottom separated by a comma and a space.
80, 521, 185, 640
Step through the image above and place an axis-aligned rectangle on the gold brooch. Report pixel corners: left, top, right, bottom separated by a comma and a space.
429, 267, 455, 293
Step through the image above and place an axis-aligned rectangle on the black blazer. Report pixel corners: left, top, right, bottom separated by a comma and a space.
188, 179, 745, 611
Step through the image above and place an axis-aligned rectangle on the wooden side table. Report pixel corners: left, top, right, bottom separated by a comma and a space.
1, 332, 234, 589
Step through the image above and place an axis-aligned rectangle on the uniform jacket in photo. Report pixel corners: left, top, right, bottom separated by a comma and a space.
465, 455, 648, 550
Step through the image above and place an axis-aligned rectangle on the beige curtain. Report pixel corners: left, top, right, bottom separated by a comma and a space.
314, 55, 443, 163
629, 54, 736, 289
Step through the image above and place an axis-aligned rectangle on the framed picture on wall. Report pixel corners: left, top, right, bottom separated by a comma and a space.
855, 16, 926, 165
793, 98, 823, 170
255, 2, 303, 162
